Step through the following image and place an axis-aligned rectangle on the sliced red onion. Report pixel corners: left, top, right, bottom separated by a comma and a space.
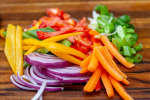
22, 75, 37, 85
31, 81, 47, 100
10, 75, 35, 91
24, 53, 72, 68
46, 65, 85, 77
33, 66, 50, 79
17, 74, 63, 91
45, 70, 89, 83
29, 67, 63, 86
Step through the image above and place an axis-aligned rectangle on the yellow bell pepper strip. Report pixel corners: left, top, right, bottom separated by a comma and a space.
23, 32, 82, 55
23, 38, 41, 46
24, 46, 38, 55
23, 46, 34, 50
43, 32, 82, 42
44, 42, 87, 59
4, 24, 16, 74
15, 25, 23, 75
51, 50, 82, 65
28, 21, 41, 30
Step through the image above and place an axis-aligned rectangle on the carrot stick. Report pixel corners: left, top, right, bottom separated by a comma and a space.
80, 55, 92, 68
88, 48, 99, 72
95, 80, 102, 92
95, 47, 123, 81
100, 35, 134, 68
80, 55, 92, 74
122, 78, 130, 85
101, 46, 127, 78
109, 76, 134, 100
101, 71, 114, 98
80, 67, 88, 74
84, 68, 102, 92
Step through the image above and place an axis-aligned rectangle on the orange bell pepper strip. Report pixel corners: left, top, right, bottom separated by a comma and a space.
45, 42, 87, 59
51, 50, 82, 65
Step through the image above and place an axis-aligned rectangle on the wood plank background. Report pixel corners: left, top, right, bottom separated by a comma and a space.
0, 0, 150, 100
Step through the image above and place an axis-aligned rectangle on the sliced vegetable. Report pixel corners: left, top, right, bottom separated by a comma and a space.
25, 52, 72, 68
61, 39, 72, 47
47, 65, 84, 77
100, 35, 134, 68
51, 50, 82, 65
84, 68, 102, 92
134, 43, 142, 51
101, 46, 127, 78
15, 25, 23, 75
95, 81, 102, 92
24, 27, 55, 39
87, 48, 99, 72
109, 76, 134, 100
101, 72, 114, 98
4, 24, 16, 74
95, 46, 123, 81
134, 54, 143, 63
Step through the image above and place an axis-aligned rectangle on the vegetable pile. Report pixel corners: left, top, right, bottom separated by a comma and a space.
1, 5, 143, 100
89, 5, 142, 63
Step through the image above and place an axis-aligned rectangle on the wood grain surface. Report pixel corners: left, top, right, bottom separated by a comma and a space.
0, 0, 150, 100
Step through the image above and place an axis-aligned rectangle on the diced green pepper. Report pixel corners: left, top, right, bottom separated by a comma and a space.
36, 48, 49, 54
125, 57, 134, 63
95, 5, 110, 15
123, 46, 131, 56
134, 43, 143, 51
134, 54, 143, 63
61, 39, 72, 47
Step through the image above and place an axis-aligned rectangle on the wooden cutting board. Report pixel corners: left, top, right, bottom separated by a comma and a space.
0, 0, 150, 100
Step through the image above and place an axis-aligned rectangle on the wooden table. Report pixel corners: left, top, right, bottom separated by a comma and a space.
0, 0, 150, 100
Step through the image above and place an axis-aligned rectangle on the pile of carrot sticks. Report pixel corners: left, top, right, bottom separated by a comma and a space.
80, 35, 134, 100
